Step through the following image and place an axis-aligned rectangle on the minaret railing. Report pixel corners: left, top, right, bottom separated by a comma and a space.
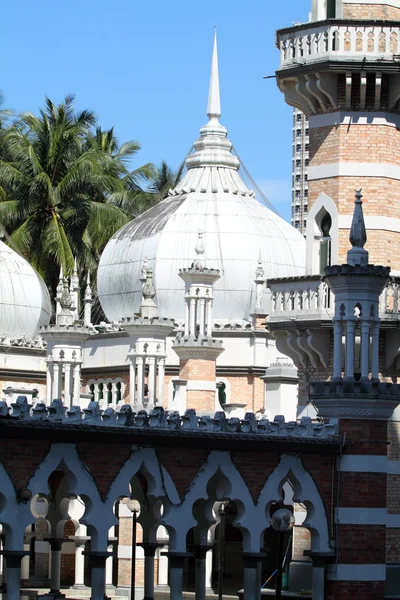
278, 21, 400, 69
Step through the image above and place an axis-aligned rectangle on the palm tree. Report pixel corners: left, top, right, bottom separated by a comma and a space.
149, 160, 184, 200
84, 126, 155, 223
0, 96, 134, 295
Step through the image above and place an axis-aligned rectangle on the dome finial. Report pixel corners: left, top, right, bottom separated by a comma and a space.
140, 268, 158, 319
347, 189, 369, 266
207, 28, 221, 122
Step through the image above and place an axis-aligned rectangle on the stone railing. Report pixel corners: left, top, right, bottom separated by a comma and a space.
0, 397, 337, 439
277, 20, 400, 69
269, 276, 400, 321
269, 276, 334, 321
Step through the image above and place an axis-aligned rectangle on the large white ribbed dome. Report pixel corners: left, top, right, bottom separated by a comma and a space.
0, 240, 51, 338
98, 34, 305, 323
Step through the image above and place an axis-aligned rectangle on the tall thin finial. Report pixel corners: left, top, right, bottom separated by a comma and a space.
207, 29, 221, 121
347, 189, 368, 266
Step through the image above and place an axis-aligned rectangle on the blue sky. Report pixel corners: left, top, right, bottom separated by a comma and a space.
1, 0, 310, 222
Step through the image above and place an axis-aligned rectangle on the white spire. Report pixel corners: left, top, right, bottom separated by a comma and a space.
207, 29, 221, 121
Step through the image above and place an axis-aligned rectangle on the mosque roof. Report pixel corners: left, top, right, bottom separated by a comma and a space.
97, 32, 306, 323
0, 240, 51, 339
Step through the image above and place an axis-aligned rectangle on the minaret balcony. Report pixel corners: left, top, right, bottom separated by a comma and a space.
276, 20, 400, 114
267, 274, 400, 372
277, 20, 400, 72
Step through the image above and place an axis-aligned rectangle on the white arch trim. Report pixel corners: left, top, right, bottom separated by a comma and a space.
258, 454, 332, 553
306, 192, 339, 275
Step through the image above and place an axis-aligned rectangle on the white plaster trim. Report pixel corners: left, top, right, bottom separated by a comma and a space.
336, 507, 387, 525
327, 564, 386, 581
186, 380, 216, 391
309, 163, 400, 182
309, 111, 400, 129
339, 215, 400, 233
118, 545, 144, 560
388, 461, 400, 475
387, 514, 400, 528
338, 455, 388, 473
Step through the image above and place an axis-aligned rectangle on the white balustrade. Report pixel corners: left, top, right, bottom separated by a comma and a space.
269, 277, 400, 321
278, 22, 400, 69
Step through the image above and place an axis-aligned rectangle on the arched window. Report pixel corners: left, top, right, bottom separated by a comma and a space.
319, 212, 332, 273
327, 0, 336, 18
97, 382, 104, 402
115, 382, 122, 403
217, 382, 226, 407
89, 383, 95, 400
106, 382, 113, 405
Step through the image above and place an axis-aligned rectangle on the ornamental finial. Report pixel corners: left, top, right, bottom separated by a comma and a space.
207, 29, 221, 121
193, 230, 205, 269
347, 189, 369, 266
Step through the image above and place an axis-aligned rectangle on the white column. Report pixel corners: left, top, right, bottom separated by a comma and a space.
64, 363, 72, 407
184, 300, 190, 336
73, 363, 81, 405
105, 544, 113, 587
360, 320, 370, 380
136, 357, 145, 406
46, 361, 53, 404
84, 301, 92, 327
52, 363, 60, 400
129, 358, 136, 405
333, 321, 343, 380
189, 298, 196, 335
148, 357, 156, 408
74, 543, 85, 587
157, 358, 165, 407
199, 299, 206, 336
345, 320, 355, 380
158, 545, 168, 586
206, 300, 213, 336
371, 321, 380, 380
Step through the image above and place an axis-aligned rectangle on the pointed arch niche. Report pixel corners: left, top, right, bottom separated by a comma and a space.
306, 192, 338, 275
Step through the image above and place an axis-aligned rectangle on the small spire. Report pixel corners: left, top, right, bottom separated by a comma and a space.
60, 278, 73, 310
207, 29, 221, 121
140, 268, 158, 319
84, 271, 92, 301
56, 265, 64, 298
255, 250, 265, 280
140, 256, 148, 283
347, 189, 369, 266
193, 230, 205, 269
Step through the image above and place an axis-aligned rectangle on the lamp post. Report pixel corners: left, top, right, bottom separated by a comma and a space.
217, 502, 227, 600
127, 498, 141, 600
270, 508, 295, 600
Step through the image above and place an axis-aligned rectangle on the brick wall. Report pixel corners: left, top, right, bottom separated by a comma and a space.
292, 525, 311, 561
326, 581, 384, 600
343, 3, 400, 19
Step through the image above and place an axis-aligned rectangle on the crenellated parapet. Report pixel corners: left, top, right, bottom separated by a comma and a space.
0, 396, 337, 439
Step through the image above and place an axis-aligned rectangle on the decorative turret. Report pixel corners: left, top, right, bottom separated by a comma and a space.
172, 231, 224, 414
121, 260, 175, 411
55, 266, 64, 319
254, 252, 266, 311
57, 279, 74, 328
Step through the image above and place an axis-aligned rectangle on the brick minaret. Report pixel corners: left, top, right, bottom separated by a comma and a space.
310, 192, 400, 600
173, 232, 224, 413
276, 1, 400, 271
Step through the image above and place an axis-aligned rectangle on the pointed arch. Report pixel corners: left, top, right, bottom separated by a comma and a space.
257, 454, 331, 553
160, 450, 259, 552
306, 192, 338, 275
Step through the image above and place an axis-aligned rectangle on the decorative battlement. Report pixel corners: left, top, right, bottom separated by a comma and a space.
310, 379, 400, 420
0, 397, 337, 439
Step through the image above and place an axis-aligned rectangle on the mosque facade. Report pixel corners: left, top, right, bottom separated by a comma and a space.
0, 1, 400, 599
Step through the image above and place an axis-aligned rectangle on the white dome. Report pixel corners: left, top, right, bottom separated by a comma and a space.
0, 241, 51, 338
98, 34, 305, 323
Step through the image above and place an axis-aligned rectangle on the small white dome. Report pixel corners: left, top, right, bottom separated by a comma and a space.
0, 241, 51, 338
97, 34, 306, 323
